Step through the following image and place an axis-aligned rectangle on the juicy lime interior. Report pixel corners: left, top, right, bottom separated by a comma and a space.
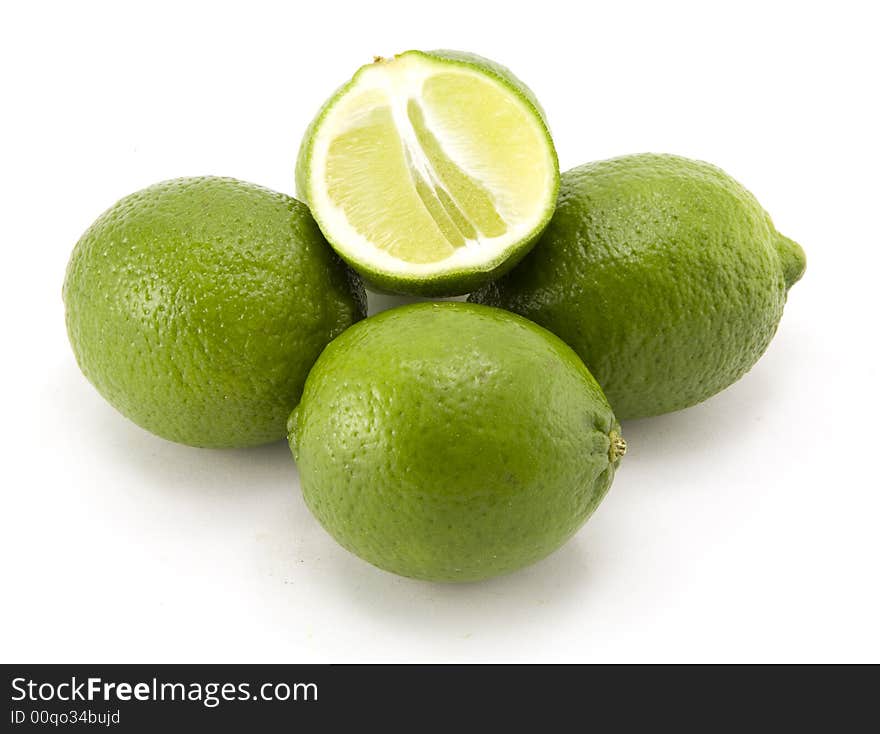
306, 53, 556, 275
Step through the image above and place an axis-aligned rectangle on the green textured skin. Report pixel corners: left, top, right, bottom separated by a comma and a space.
470, 154, 806, 420
295, 50, 559, 297
63, 177, 366, 448
289, 302, 622, 582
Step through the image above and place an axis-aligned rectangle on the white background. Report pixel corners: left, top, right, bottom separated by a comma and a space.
2, 1, 878, 663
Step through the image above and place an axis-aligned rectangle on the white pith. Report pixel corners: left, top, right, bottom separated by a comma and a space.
306, 54, 557, 277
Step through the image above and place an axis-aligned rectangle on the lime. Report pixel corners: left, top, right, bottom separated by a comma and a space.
64, 177, 366, 448
296, 50, 559, 297
470, 154, 806, 419
288, 302, 624, 582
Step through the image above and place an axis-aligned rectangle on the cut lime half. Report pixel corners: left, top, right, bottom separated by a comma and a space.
296, 50, 559, 296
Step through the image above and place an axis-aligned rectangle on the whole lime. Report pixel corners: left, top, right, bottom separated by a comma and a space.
64, 177, 366, 448
470, 154, 806, 419
288, 302, 625, 582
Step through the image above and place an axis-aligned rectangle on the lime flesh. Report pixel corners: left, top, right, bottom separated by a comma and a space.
297, 50, 559, 296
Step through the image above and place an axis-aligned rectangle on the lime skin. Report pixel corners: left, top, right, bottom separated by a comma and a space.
289, 302, 624, 582
64, 176, 366, 448
471, 154, 806, 419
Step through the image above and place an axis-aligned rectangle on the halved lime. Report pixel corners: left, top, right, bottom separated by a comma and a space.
296, 50, 559, 296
